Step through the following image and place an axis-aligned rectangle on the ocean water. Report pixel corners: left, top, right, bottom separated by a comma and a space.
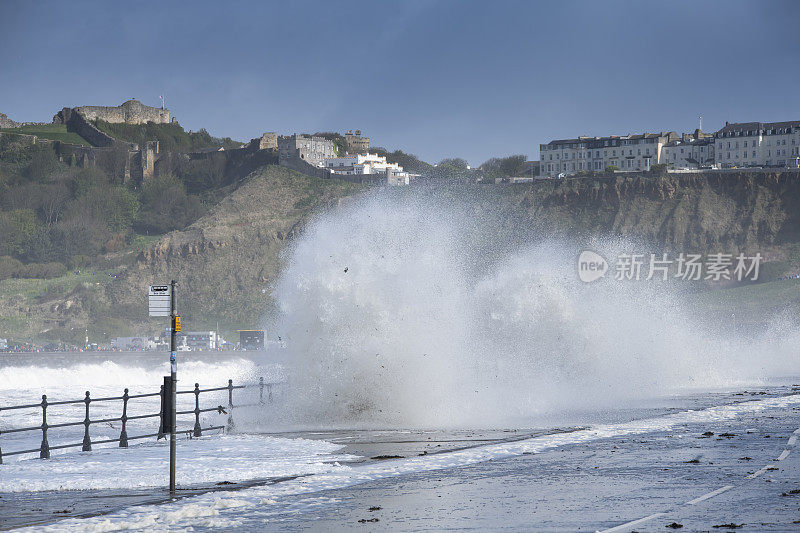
0, 351, 270, 461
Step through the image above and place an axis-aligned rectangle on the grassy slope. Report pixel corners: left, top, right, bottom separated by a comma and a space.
0, 268, 123, 342
0, 165, 362, 343
0, 124, 90, 145
93, 120, 242, 152
101, 165, 363, 335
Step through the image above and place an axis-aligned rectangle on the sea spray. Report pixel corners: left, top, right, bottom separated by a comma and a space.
264, 188, 800, 428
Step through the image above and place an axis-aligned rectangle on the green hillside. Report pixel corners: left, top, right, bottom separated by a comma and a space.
0, 124, 90, 145
5, 158, 800, 345
93, 120, 242, 152
0, 165, 363, 344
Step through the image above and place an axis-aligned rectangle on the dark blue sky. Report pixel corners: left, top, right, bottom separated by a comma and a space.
2, 1, 798, 165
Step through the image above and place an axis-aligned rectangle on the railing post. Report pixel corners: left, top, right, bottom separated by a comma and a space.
226, 379, 235, 432
119, 388, 129, 447
40, 395, 50, 459
193, 383, 202, 437
259, 377, 265, 405
0, 445, 3, 465
82, 391, 92, 452
157, 384, 165, 440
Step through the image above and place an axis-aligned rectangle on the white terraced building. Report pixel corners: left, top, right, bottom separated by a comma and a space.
323, 153, 413, 184
660, 130, 715, 169
714, 121, 800, 169
539, 132, 679, 177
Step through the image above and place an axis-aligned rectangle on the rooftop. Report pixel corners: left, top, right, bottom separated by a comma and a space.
543, 132, 676, 147
718, 121, 800, 134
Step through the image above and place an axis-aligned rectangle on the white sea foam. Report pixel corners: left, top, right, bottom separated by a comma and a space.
0, 356, 272, 459
0, 358, 261, 395
0, 434, 354, 492
25, 393, 800, 531
264, 190, 800, 428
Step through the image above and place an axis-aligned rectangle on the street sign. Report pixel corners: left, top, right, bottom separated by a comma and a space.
149, 284, 172, 317
173, 316, 181, 333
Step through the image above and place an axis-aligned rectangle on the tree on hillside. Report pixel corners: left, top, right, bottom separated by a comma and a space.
0, 209, 38, 256
135, 174, 205, 234
22, 144, 60, 182
650, 163, 668, 175
432, 158, 471, 180
177, 155, 227, 193
480, 154, 527, 181
94, 144, 131, 183
370, 147, 433, 174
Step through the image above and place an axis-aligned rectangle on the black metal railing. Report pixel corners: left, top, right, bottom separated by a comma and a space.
0, 377, 277, 464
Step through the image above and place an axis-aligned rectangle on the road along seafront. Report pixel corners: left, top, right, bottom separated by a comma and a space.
4, 385, 799, 531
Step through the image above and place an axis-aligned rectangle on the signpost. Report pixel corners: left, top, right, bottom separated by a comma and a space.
148, 285, 171, 317
149, 281, 179, 494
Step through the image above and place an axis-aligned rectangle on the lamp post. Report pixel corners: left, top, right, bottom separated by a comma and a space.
169, 279, 177, 494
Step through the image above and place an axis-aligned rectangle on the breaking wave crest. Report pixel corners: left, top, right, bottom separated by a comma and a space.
0, 358, 260, 401
265, 188, 800, 428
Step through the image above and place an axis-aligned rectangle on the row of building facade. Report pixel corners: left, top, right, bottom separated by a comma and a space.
256, 129, 416, 185
539, 120, 800, 178
322, 153, 414, 185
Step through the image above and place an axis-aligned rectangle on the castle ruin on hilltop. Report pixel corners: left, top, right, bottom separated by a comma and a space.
344, 130, 369, 153
53, 99, 170, 126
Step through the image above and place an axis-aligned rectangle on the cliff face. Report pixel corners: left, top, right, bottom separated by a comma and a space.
11, 169, 800, 341
514, 171, 800, 254
100, 170, 800, 331
103, 165, 362, 329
